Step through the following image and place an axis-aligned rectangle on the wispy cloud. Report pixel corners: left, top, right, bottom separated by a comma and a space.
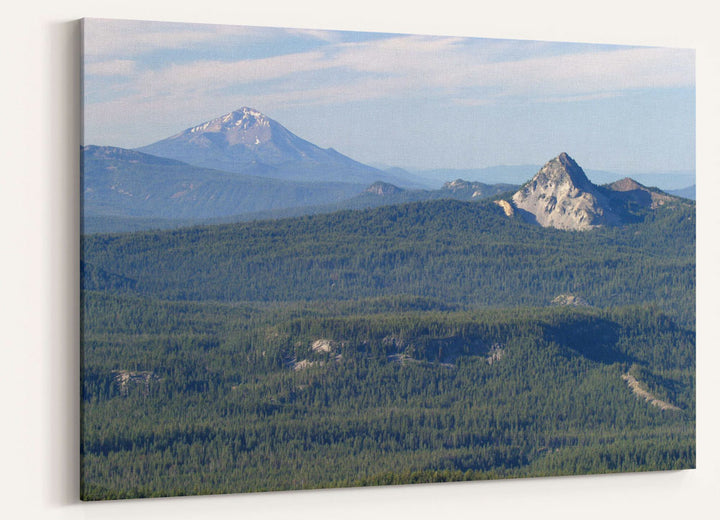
322, 37, 694, 99
83, 19, 226, 58
135, 50, 332, 91
538, 92, 623, 104
285, 28, 349, 43
84, 59, 137, 76
89, 31, 693, 104
486, 46, 695, 97
82, 19, 694, 151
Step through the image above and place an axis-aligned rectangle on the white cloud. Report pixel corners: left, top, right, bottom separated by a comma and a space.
451, 96, 504, 107
83, 19, 218, 58
136, 50, 331, 93
85, 22, 695, 102
82, 22, 695, 148
154, 37, 688, 104
82, 18, 282, 59
328, 35, 468, 73
84, 59, 137, 76
285, 28, 347, 43
481, 46, 695, 97
325, 37, 694, 98
538, 92, 623, 104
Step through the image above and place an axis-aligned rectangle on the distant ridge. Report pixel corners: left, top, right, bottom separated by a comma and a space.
606, 177, 676, 209
81, 144, 367, 226
667, 185, 696, 200
412, 164, 694, 192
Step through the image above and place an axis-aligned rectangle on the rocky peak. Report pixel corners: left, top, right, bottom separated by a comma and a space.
365, 181, 404, 196
511, 153, 619, 230
185, 107, 273, 147
189, 107, 269, 133
527, 152, 594, 193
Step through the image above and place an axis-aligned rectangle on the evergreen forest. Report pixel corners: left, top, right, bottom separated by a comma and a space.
80, 197, 695, 499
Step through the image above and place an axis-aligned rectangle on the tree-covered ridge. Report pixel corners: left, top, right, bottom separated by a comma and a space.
82, 145, 366, 222
82, 198, 695, 316
81, 144, 521, 234
80, 195, 695, 499
81, 292, 694, 499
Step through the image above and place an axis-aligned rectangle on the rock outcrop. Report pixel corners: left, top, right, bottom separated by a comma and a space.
551, 293, 590, 307
494, 199, 514, 217
511, 153, 620, 230
365, 181, 404, 196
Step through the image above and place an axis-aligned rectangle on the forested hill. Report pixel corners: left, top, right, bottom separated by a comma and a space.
80, 195, 695, 499
82, 197, 695, 316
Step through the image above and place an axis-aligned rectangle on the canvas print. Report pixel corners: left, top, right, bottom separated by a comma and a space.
80, 18, 696, 500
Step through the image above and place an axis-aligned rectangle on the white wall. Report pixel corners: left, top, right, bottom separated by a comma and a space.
2, 1, 718, 519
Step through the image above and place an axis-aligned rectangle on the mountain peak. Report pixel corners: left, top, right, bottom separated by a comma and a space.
557, 151, 572, 163
556, 152, 584, 177
226, 107, 268, 126
511, 153, 618, 230
533, 152, 593, 190
136, 107, 387, 184
186, 107, 271, 141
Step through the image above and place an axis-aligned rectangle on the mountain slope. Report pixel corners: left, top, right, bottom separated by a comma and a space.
81, 291, 695, 498
81, 145, 520, 233
136, 107, 402, 185
82, 196, 695, 312
80, 192, 695, 499
181, 179, 518, 228
82, 146, 520, 232
338, 179, 517, 209
82, 145, 366, 225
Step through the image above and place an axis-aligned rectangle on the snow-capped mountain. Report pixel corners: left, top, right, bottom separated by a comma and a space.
137, 107, 395, 184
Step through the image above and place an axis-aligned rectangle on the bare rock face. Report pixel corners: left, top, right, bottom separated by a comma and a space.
365, 181, 404, 196
551, 293, 590, 307
511, 153, 620, 231
494, 199, 514, 217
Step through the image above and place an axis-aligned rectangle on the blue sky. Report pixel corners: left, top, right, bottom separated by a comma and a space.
82, 18, 695, 174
